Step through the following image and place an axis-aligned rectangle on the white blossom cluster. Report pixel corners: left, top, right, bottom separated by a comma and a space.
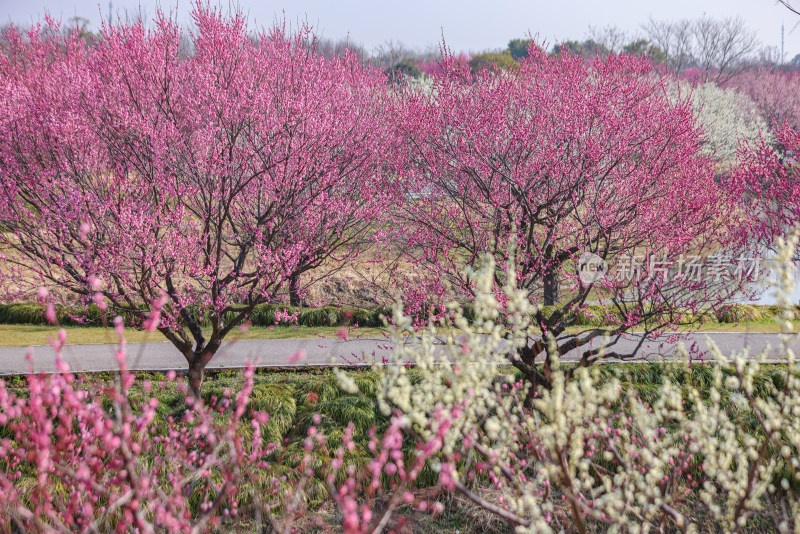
667, 81, 769, 171
341, 231, 800, 532
402, 75, 436, 95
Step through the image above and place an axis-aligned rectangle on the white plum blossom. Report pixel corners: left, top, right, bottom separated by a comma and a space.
668, 80, 769, 170
354, 230, 800, 532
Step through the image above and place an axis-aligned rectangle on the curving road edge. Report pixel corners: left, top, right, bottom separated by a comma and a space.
0, 331, 799, 375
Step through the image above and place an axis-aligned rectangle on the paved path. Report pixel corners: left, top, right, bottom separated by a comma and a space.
0, 331, 798, 375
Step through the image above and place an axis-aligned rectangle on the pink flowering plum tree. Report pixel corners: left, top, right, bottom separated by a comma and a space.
727, 121, 800, 258
727, 69, 800, 131
0, 9, 394, 396
393, 47, 757, 391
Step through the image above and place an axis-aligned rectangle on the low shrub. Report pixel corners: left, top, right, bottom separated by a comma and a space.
0, 342, 444, 532
714, 303, 765, 323
0, 302, 388, 329
371, 242, 800, 533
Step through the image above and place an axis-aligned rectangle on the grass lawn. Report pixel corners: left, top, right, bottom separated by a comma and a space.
654, 320, 800, 333
563, 320, 800, 335
0, 324, 390, 347
0, 319, 797, 348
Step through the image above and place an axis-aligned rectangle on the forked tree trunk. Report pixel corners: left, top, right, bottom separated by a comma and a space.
514, 341, 556, 407
184, 339, 222, 399
162, 306, 238, 399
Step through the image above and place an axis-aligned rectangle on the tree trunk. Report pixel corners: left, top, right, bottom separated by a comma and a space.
184, 337, 223, 399
543, 269, 559, 306
543, 244, 559, 306
289, 274, 302, 307
513, 341, 554, 407
187, 353, 206, 399
520, 363, 552, 407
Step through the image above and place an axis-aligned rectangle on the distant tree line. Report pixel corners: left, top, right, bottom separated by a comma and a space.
4, 12, 800, 83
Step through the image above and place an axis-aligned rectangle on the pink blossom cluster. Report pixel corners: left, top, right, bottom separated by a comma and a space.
0, 337, 459, 532
0, 339, 268, 531
727, 68, 800, 130
274, 307, 300, 325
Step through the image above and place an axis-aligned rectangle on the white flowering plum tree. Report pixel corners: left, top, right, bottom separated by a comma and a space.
373, 231, 800, 533
668, 80, 769, 171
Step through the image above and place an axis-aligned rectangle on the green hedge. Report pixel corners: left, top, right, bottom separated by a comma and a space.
0, 302, 391, 328
0, 302, 797, 329
235, 304, 391, 328
0, 303, 121, 326
519, 304, 800, 327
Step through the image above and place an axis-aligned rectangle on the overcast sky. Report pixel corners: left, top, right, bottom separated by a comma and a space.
1, 0, 799, 58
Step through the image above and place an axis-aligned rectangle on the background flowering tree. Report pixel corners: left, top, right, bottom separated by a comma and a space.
394, 48, 757, 390
728, 121, 800, 260
0, 9, 394, 395
667, 80, 769, 171
727, 69, 800, 131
